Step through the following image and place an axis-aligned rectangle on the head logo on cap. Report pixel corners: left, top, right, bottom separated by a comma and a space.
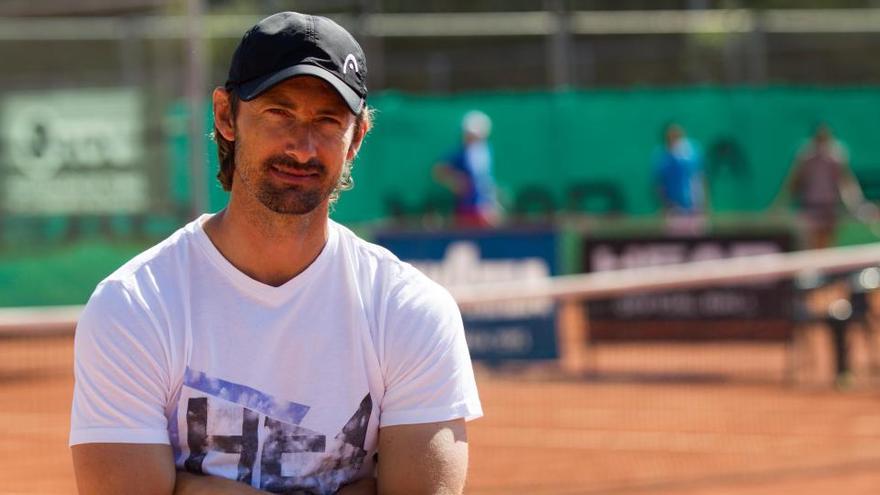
343, 54, 359, 75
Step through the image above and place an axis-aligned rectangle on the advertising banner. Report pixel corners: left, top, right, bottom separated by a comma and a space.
583, 234, 794, 340
0, 88, 149, 215
375, 229, 558, 361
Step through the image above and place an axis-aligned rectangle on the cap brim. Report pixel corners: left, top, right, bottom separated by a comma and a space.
234, 64, 364, 114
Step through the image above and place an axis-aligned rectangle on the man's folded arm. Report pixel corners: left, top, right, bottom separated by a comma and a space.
72, 443, 175, 495
71, 443, 265, 495
376, 418, 469, 495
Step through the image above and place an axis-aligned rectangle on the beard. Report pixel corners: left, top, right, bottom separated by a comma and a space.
238, 153, 338, 215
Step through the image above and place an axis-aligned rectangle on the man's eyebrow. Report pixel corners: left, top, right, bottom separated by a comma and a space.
262, 94, 298, 109
262, 94, 347, 117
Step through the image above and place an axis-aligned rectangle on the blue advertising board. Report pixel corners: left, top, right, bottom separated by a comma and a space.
375, 228, 559, 362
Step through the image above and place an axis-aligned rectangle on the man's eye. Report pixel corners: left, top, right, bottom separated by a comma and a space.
267, 108, 289, 117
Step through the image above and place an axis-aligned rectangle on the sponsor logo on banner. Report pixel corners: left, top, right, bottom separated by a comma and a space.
376, 230, 559, 361
0, 88, 149, 215
583, 235, 794, 340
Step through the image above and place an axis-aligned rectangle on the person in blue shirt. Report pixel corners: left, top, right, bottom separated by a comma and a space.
433, 110, 500, 228
653, 123, 707, 215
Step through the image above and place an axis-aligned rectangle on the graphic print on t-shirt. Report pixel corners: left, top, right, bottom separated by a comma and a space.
171, 367, 371, 494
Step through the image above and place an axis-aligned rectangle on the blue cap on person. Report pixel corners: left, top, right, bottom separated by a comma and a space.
224, 12, 368, 114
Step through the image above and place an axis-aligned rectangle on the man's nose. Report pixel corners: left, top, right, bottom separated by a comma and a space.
284, 125, 318, 163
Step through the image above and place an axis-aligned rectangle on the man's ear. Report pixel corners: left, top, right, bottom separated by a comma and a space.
213, 87, 236, 142
346, 115, 371, 162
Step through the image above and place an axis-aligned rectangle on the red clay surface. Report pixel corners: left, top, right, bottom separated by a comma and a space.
2, 336, 880, 494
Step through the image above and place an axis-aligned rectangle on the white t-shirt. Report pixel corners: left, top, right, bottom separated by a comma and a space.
70, 215, 482, 494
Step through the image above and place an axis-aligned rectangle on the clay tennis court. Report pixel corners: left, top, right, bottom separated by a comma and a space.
2, 335, 879, 494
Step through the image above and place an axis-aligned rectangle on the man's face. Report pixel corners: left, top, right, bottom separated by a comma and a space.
815, 126, 832, 146
665, 125, 683, 148
226, 76, 360, 215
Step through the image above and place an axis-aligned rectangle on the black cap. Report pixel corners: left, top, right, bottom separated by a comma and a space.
225, 12, 367, 114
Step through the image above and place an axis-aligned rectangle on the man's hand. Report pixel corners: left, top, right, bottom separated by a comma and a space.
177, 472, 375, 495
377, 419, 468, 495
337, 477, 377, 495
174, 471, 266, 494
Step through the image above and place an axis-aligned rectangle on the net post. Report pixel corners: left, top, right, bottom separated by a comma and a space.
557, 297, 588, 374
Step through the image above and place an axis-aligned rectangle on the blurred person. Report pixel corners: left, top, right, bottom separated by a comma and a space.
433, 110, 501, 228
69, 12, 481, 495
776, 123, 870, 249
652, 122, 708, 216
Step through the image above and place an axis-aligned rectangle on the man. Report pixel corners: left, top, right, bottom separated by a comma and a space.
776, 123, 866, 249
652, 122, 707, 215
70, 12, 482, 495
433, 110, 500, 228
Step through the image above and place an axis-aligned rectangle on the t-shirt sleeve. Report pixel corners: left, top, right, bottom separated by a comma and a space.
69, 280, 172, 446
794, 141, 811, 163
378, 273, 483, 427
835, 141, 850, 164
445, 148, 467, 173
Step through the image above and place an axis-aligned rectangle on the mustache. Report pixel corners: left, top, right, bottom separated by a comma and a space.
264, 155, 326, 174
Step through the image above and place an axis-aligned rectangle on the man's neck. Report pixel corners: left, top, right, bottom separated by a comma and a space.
203, 197, 330, 287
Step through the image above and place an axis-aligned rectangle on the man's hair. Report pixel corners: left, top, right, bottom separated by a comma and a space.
212, 92, 373, 205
